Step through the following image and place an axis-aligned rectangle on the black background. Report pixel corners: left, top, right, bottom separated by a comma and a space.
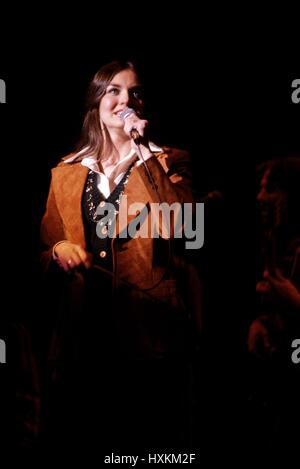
0, 8, 300, 460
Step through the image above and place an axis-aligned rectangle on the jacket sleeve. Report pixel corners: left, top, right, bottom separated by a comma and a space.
40, 174, 66, 272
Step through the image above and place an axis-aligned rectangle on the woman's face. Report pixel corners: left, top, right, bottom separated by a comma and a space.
99, 69, 143, 132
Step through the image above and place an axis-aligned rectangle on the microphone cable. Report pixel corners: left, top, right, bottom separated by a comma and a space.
128, 138, 172, 292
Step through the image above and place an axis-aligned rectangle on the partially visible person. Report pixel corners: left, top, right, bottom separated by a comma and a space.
246, 157, 300, 459
249, 157, 300, 359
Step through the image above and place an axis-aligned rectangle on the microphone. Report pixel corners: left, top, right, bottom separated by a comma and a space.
119, 107, 142, 143
119, 107, 158, 194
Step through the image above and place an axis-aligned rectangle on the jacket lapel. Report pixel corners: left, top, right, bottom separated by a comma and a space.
114, 165, 151, 238
114, 151, 169, 238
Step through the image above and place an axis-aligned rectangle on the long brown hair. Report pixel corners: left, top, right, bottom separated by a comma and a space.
73, 60, 138, 162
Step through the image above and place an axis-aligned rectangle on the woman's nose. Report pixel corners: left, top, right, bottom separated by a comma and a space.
119, 89, 130, 105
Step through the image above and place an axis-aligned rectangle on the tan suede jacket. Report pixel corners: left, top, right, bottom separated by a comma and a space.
41, 148, 199, 356
40, 147, 194, 299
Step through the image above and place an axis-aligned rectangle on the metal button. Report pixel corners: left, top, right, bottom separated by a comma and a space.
101, 226, 108, 235
99, 250, 107, 258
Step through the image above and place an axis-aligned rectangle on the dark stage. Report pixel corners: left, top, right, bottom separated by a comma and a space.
1, 18, 300, 462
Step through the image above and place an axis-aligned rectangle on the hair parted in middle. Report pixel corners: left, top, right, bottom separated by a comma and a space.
73, 60, 142, 163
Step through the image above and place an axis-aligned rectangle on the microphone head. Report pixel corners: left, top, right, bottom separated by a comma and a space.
118, 107, 136, 121
119, 107, 141, 143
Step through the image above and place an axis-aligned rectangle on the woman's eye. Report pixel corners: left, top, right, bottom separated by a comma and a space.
131, 88, 143, 99
108, 87, 119, 95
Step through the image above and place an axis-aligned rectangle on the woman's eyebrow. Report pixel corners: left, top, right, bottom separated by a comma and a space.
107, 83, 121, 88
107, 83, 141, 89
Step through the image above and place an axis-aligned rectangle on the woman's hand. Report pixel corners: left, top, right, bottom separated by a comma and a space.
263, 269, 300, 309
53, 241, 92, 272
122, 112, 152, 154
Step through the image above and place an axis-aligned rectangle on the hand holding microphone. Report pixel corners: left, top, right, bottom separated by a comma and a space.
119, 107, 149, 145
119, 107, 155, 189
